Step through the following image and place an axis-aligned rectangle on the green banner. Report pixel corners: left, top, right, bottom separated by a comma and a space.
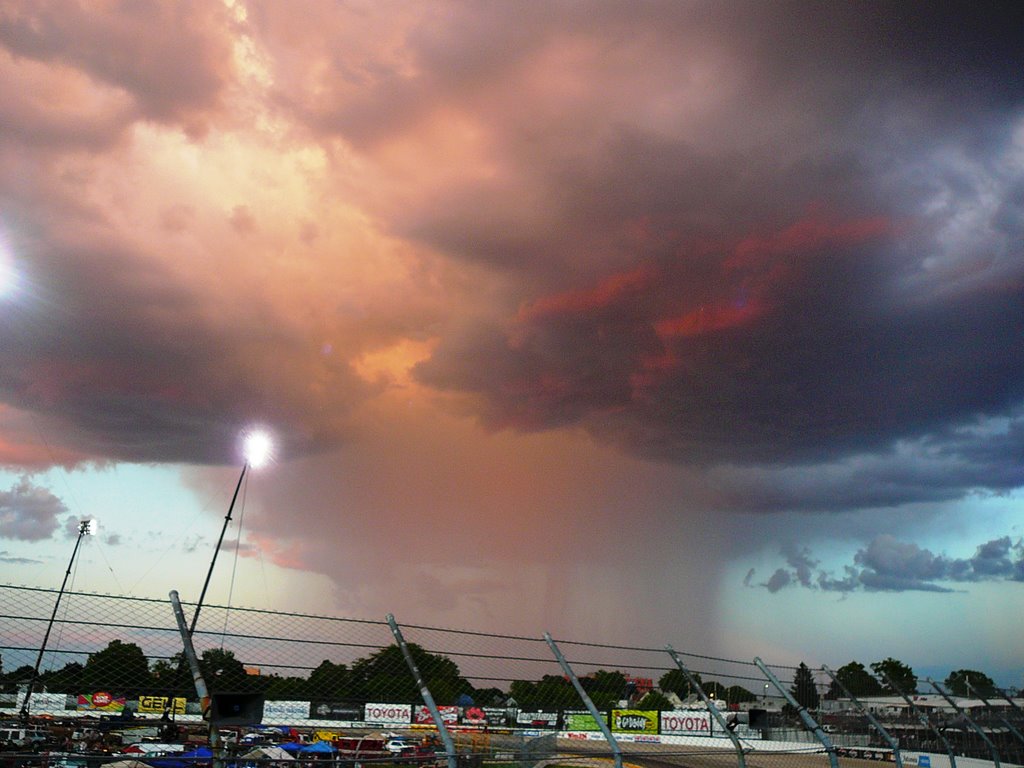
611, 709, 658, 733
564, 711, 604, 731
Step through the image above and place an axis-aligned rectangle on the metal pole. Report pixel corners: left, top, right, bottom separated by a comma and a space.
19, 520, 91, 721
189, 463, 247, 636
387, 614, 458, 768
822, 664, 903, 768
965, 680, 1024, 749
171, 591, 219, 768
880, 671, 957, 768
754, 658, 839, 768
545, 633, 623, 768
927, 678, 1000, 768
666, 646, 747, 768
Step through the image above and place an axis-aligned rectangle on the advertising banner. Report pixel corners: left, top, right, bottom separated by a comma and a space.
78, 692, 126, 712
610, 709, 658, 734
660, 710, 713, 735
310, 701, 364, 721
515, 711, 559, 728
563, 711, 605, 731
482, 707, 508, 726
414, 705, 459, 724
137, 696, 187, 715
364, 702, 412, 725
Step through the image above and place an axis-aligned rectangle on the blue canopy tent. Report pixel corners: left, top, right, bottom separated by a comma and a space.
148, 746, 214, 768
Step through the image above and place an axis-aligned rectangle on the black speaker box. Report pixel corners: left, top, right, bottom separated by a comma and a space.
209, 692, 265, 725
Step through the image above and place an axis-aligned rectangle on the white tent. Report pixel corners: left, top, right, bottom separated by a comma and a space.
241, 746, 295, 762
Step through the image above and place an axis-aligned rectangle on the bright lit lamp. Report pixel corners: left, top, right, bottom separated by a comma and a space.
189, 428, 274, 635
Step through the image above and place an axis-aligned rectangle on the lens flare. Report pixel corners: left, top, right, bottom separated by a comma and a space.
242, 428, 274, 468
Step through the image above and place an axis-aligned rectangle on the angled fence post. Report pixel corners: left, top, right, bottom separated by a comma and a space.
879, 671, 956, 768
666, 646, 747, 768
544, 632, 623, 768
387, 614, 458, 768
822, 664, 903, 768
170, 591, 219, 768
754, 657, 839, 768
927, 678, 1000, 768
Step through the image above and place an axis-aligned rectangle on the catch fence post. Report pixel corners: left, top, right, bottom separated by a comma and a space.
927, 678, 1000, 768
879, 671, 957, 768
665, 645, 747, 768
754, 657, 839, 768
170, 590, 219, 768
821, 664, 902, 768
544, 632, 623, 768
387, 614, 459, 768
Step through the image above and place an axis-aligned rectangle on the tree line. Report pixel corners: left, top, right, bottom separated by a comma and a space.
0, 646, 999, 710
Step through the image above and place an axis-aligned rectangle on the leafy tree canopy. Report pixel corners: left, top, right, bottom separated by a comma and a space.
659, 669, 701, 698
828, 661, 883, 699
637, 690, 674, 710
871, 658, 917, 695
83, 640, 152, 695
945, 669, 995, 698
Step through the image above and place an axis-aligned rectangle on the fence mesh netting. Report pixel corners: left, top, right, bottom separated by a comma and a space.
1, 584, 1021, 768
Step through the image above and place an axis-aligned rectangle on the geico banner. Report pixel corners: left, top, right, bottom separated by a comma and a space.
137, 696, 187, 715
414, 705, 459, 724
660, 710, 712, 735
611, 709, 658, 734
364, 703, 412, 724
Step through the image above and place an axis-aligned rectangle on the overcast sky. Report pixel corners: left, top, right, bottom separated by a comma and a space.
0, 1, 1022, 687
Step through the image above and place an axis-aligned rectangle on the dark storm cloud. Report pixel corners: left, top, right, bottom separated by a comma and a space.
404, 1, 1024, 512
0, 1, 234, 127
0, 231, 373, 464
0, 478, 66, 541
749, 534, 1024, 594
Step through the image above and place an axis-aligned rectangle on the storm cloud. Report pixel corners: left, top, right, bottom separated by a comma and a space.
0, 0, 1022, 663
750, 534, 1024, 594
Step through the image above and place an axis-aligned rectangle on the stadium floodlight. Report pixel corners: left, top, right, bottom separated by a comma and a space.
20, 519, 97, 721
189, 428, 274, 636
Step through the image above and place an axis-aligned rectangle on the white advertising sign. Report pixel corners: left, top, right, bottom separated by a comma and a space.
364, 702, 412, 724
660, 710, 713, 735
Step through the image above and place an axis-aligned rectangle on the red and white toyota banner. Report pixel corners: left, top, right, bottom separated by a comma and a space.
364, 703, 412, 724
660, 710, 713, 735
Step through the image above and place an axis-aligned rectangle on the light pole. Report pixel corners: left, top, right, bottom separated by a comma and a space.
20, 519, 97, 721
189, 429, 272, 636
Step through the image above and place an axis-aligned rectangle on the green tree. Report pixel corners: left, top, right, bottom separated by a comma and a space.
2, 665, 36, 693
581, 670, 627, 710
82, 640, 152, 695
827, 661, 883, 699
637, 690, 674, 710
945, 669, 995, 697
151, 656, 189, 696
871, 658, 917, 695
349, 644, 472, 704
790, 663, 820, 710
659, 669, 701, 698
262, 674, 310, 700
723, 685, 756, 703
200, 648, 253, 692
40, 661, 84, 693
308, 660, 350, 701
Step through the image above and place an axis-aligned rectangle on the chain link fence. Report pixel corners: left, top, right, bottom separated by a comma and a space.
1, 584, 1021, 768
